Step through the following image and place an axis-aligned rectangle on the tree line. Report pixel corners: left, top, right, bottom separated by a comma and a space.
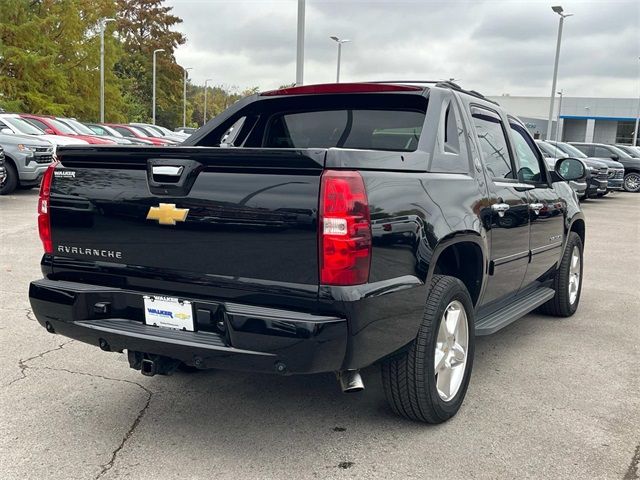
0, 0, 258, 128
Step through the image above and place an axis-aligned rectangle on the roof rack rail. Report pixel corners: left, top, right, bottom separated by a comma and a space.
368, 80, 498, 105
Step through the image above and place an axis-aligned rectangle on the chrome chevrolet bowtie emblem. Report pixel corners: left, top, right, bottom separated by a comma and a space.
146, 203, 189, 225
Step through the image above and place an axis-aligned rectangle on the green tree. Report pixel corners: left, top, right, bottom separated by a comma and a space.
114, 0, 185, 127
0, 0, 127, 120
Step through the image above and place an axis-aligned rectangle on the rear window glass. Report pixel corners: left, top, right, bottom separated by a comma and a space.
264, 109, 424, 151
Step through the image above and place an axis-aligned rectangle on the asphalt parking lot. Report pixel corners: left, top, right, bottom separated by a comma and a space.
1, 190, 638, 480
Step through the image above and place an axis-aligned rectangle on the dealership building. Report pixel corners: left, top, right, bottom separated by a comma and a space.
486, 95, 640, 145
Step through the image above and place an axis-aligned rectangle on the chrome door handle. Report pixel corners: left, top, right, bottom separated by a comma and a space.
529, 202, 544, 214
491, 203, 510, 217
152, 166, 184, 176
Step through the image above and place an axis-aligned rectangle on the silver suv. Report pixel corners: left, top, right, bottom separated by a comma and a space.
0, 132, 55, 195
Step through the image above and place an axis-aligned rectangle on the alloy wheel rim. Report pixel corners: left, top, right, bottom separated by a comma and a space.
625, 174, 640, 191
434, 300, 469, 402
568, 246, 581, 305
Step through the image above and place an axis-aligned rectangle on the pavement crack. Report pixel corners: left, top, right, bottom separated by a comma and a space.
29, 366, 154, 480
25, 308, 37, 322
624, 443, 640, 480
6, 340, 74, 387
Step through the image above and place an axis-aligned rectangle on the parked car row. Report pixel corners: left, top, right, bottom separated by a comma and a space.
0, 113, 192, 194
536, 139, 640, 196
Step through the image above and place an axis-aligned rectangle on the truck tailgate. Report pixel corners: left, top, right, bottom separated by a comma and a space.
50, 147, 324, 288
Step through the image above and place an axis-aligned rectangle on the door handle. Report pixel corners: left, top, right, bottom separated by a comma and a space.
152, 166, 184, 176
529, 202, 544, 214
491, 203, 510, 217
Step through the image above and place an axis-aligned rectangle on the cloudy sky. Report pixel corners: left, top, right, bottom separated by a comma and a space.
167, 0, 639, 98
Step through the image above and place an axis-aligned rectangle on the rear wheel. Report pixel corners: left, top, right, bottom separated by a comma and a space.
381, 275, 475, 423
540, 232, 583, 317
0, 162, 18, 195
623, 172, 640, 192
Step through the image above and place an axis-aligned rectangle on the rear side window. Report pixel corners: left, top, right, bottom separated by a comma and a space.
430, 99, 470, 174
471, 109, 514, 179
264, 109, 424, 151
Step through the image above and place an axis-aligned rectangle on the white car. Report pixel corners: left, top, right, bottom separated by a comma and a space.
0, 114, 89, 150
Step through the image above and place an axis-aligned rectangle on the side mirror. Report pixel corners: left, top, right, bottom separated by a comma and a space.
555, 157, 586, 182
0, 128, 13, 134
44, 128, 55, 135
610, 154, 619, 160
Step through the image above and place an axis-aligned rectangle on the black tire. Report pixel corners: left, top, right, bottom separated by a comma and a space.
381, 275, 475, 424
540, 231, 583, 317
623, 172, 640, 193
0, 162, 18, 195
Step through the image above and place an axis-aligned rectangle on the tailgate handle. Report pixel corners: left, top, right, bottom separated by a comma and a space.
152, 166, 184, 177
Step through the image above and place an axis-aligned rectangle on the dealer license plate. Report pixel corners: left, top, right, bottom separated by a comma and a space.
143, 295, 194, 331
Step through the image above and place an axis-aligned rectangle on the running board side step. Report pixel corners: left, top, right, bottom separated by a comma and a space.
475, 287, 555, 336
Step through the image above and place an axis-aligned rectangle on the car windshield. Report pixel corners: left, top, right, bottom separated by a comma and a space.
536, 141, 561, 158
156, 126, 173, 136
555, 142, 587, 158
607, 145, 632, 159
48, 118, 76, 134
102, 125, 124, 137
136, 125, 162, 137
64, 119, 95, 135
3, 117, 46, 135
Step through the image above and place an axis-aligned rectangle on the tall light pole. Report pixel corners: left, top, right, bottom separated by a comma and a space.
555, 90, 563, 141
203, 78, 213, 126
634, 57, 640, 146
296, 0, 305, 85
182, 67, 192, 128
99, 17, 115, 123
546, 6, 572, 140
330, 36, 351, 83
152, 48, 165, 125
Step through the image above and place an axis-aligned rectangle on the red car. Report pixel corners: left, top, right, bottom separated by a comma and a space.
20, 114, 115, 145
106, 124, 173, 146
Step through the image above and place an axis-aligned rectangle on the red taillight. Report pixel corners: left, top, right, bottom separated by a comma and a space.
319, 170, 371, 286
261, 83, 423, 96
38, 162, 58, 254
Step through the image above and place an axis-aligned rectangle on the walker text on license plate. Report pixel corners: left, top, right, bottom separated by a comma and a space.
143, 295, 194, 331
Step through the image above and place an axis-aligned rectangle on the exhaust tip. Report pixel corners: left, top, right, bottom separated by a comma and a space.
337, 370, 364, 393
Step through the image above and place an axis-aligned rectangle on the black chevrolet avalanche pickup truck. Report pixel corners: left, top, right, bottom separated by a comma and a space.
29, 82, 587, 423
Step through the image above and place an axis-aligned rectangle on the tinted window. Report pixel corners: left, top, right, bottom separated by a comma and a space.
430, 101, 470, 173
264, 109, 424, 151
594, 146, 613, 158
472, 111, 513, 179
571, 144, 590, 156
552, 142, 586, 158
510, 123, 544, 183
113, 126, 134, 137
25, 118, 49, 131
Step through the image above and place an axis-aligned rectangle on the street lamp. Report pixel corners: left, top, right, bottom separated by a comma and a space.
546, 6, 573, 140
296, 0, 305, 85
330, 36, 351, 83
152, 48, 165, 125
99, 17, 115, 123
633, 56, 640, 146
203, 78, 213, 126
182, 67, 192, 128
555, 90, 563, 141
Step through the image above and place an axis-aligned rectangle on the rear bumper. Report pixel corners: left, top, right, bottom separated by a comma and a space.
29, 279, 347, 375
